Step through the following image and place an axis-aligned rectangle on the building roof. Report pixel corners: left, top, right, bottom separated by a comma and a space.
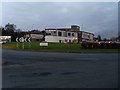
45, 28, 71, 30
27, 30, 43, 34
80, 31, 94, 35
45, 28, 80, 33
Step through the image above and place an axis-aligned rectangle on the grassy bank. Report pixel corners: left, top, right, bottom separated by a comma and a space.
2, 42, 120, 53
2, 42, 82, 51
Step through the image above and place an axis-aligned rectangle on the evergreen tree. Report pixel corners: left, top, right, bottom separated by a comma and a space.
98, 34, 101, 41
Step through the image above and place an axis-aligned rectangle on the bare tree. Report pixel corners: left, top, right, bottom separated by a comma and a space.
97, 34, 101, 41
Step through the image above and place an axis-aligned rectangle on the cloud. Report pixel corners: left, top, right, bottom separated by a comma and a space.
2, 2, 118, 38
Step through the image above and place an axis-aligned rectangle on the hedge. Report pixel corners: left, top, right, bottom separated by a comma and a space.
81, 42, 120, 49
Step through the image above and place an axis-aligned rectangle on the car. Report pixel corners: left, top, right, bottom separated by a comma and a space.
0, 39, 7, 44
0, 41, 2, 44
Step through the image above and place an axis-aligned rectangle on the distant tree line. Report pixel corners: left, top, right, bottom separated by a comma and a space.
1, 23, 46, 42
96, 34, 120, 42
81, 42, 120, 49
2, 23, 24, 41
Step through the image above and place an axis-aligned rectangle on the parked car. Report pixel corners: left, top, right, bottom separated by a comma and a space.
0, 39, 7, 44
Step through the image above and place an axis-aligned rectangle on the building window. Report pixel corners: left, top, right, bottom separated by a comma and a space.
68, 33, 71, 36
59, 40, 62, 43
65, 39, 67, 42
58, 32, 62, 36
53, 31, 56, 33
72, 33, 74, 36
69, 40, 71, 43
46, 33, 51, 35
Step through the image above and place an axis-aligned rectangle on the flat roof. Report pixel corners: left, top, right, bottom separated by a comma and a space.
45, 28, 71, 30
80, 31, 94, 35
45, 28, 80, 33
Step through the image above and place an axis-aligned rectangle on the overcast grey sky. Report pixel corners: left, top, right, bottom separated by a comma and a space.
2, 2, 118, 38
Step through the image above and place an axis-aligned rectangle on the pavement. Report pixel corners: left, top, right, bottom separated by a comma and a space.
2, 49, 118, 88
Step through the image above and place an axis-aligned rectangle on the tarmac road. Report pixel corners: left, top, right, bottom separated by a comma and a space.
2, 49, 118, 88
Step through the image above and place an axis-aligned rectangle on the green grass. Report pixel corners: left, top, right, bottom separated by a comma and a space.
2, 42, 120, 53
2, 42, 82, 51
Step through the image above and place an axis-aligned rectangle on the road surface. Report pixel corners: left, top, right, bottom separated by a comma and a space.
2, 49, 118, 88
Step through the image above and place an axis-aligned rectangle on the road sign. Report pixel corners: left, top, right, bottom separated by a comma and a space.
40, 42, 48, 46
16, 37, 31, 42
20, 37, 24, 42
16, 37, 19, 42
15, 37, 31, 49
22, 37, 24, 42
24, 37, 27, 42
28, 37, 31, 42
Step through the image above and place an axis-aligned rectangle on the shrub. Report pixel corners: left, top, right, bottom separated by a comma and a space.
81, 42, 120, 49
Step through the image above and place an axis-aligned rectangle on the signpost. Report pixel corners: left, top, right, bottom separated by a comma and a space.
19, 37, 25, 49
16, 37, 19, 48
16, 37, 31, 49
40, 41, 48, 46
28, 37, 31, 48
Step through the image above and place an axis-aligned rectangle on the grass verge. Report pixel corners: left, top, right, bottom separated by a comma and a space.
2, 42, 120, 53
